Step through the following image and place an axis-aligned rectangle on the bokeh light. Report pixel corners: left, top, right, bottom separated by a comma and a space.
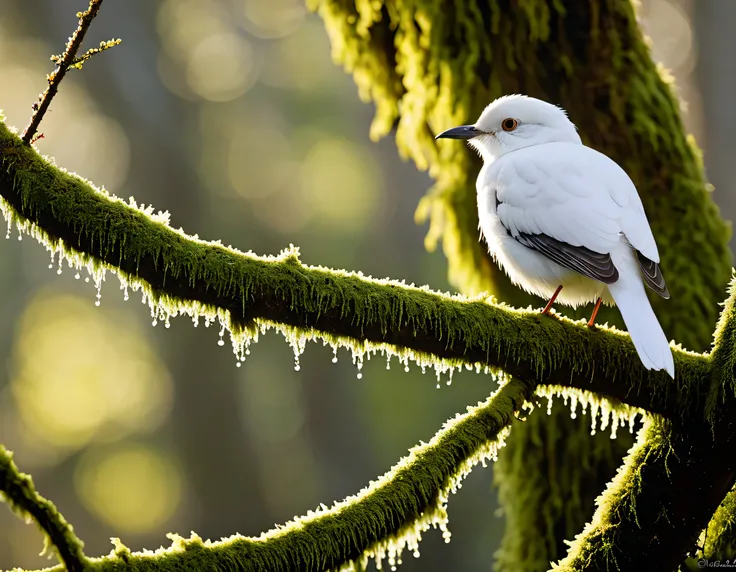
11, 292, 172, 455
642, 0, 694, 72
186, 33, 258, 102
228, 119, 297, 200
237, 338, 320, 517
242, 0, 306, 39
158, 0, 226, 57
158, 0, 260, 102
75, 443, 182, 533
299, 136, 381, 232
260, 20, 337, 91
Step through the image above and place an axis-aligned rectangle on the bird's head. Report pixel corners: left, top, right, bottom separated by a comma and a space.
435, 94, 581, 160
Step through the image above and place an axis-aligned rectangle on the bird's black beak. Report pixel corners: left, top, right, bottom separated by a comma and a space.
435, 125, 479, 140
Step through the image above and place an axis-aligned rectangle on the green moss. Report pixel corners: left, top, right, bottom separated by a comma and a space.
309, 1, 732, 568
0, 445, 86, 572
0, 119, 701, 417
702, 488, 736, 559
706, 276, 736, 420
11, 378, 532, 572
0, 104, 718, 571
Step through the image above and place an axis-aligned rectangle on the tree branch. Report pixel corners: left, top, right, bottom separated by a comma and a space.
554, 418, 736, 571
307, 1, 735, 567
700, 486, 736, 560
22, 0, 107, 144
1, 2, 733, 569
0, 445, 86, 572
553, 283, 736, 570
8, 377, 531, 572
0, 119, 708, 421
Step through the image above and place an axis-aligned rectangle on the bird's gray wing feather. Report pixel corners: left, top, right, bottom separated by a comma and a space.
635, 251, 670, 298
513, 232, 619, 284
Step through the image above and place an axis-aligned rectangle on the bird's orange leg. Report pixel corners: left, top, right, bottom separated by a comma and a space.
587, 297, 602, 327
541, 285, 563, 315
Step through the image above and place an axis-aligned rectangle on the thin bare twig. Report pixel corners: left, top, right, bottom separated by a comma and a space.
21, 0, 106, 144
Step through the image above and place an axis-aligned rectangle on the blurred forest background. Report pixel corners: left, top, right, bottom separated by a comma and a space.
0, 0, 733, 570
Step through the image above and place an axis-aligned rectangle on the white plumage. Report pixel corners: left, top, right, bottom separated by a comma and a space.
436, 95, 674, 377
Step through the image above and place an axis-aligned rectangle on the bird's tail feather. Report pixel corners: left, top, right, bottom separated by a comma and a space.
608, 266, 674, 378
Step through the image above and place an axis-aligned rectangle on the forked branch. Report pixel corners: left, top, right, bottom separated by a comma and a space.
22, 0, 113, 144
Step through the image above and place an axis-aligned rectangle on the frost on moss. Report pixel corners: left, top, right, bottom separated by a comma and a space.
11, 378, 531, 572
547, 282, 736, 571
0, 106, 719, 571
0, 117, 702, 417
551, 407, 736, 571
706, 276, 736, 420
308, 0, 732, 567
0, 445, 86, 572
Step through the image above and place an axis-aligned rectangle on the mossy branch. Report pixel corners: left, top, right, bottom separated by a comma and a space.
700, 487, 736, 560
0, 119, 709, 421
0, 445, 86, 572
307, 0, 735, 567
1, 1, 734, 568
554, 416, 736, 571
5, 378, 530, 572
550, 279, 736, 570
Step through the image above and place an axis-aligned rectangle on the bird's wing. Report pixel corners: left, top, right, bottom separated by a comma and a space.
513, 232, 619, 283
636, 251, 670, 298
493, 143, 663, 289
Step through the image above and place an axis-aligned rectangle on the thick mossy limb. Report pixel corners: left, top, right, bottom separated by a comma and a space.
701, 488, 736, 560
309, 0, 732, 567
0, 445, 86, 572
0, 119, 705, 418
553, 278, 736, 571
16, 378, 532, 572
553, 415, 736, 571
707, 277, 736, 420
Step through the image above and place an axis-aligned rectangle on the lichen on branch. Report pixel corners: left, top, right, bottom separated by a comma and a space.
22, 0, 116, 144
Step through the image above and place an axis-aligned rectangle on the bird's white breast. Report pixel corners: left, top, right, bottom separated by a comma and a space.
476, 154, 614, 308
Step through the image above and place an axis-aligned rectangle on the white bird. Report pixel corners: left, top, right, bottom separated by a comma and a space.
435, 94, 674, 377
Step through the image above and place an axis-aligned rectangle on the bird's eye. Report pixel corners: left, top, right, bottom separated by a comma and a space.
501, 118, 518, 132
